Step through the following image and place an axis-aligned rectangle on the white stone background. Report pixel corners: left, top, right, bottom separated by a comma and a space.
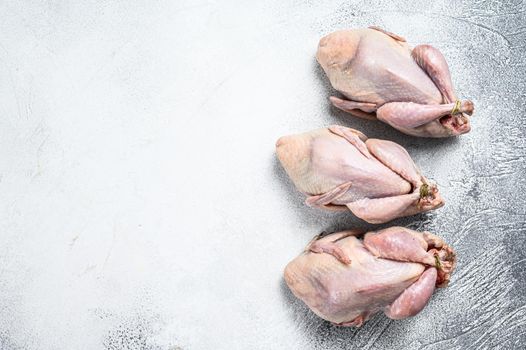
0, 1, 525, 349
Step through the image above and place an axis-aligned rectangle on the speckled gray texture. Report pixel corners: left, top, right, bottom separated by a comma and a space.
0, 1, 524, 349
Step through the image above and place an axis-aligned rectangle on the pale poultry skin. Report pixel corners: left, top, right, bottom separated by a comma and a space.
317, 27, 474, 137
276, 126, 443, 224
284, 227, 456, 326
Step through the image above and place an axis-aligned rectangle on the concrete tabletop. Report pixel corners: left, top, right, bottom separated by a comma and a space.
0, 1, 524, 349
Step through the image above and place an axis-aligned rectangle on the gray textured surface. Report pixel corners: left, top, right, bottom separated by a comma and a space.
0, 1, 525, 349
